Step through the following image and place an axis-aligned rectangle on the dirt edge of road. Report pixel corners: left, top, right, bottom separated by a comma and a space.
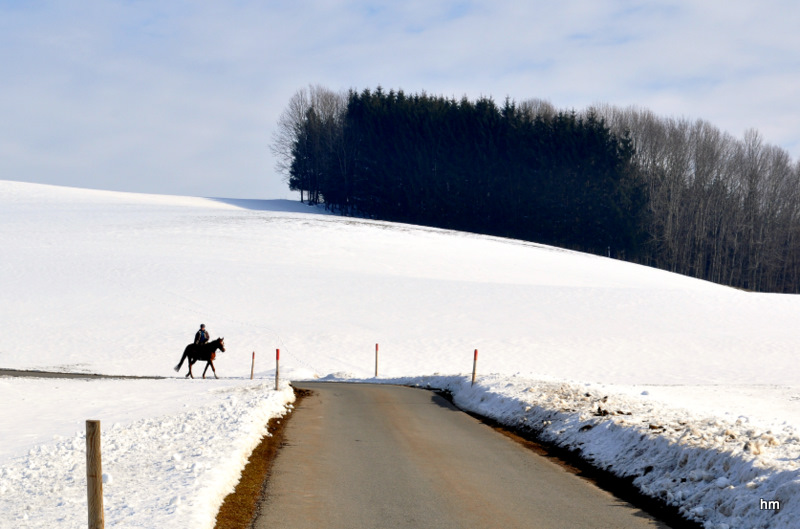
213, 387, 312, 529
435, 390, 703, 529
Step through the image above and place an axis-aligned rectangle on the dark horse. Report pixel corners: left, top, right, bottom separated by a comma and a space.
174, 338, 225, 379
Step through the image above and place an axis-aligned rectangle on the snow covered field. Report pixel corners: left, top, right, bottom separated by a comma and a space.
2, 180, 800, 528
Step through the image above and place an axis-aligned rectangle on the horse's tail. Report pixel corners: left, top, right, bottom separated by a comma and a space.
175, 344, 192, 372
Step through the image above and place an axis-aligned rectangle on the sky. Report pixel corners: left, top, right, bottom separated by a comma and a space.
1, 1, 799, 200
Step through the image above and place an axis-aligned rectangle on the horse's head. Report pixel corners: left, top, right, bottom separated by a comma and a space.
218, 337, 225, 352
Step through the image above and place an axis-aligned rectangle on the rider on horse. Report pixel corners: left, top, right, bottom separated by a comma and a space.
195, 324, 209, 346
175, 324, 225, 378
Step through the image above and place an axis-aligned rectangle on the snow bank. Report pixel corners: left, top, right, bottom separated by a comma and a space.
0, 380, 294, 529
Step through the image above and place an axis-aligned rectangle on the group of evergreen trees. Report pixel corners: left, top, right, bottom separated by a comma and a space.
275, 86, 645, 257
273, 85, 800, 293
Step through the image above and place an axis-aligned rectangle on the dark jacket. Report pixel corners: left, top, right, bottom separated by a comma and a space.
195, 329, 209, 345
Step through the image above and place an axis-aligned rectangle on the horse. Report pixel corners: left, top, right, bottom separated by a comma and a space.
174, 337, 225, 379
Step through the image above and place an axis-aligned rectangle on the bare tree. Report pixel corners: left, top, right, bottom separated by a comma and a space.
272, 87, 312, 178
594, 102, 800, 292
271, 85, 348, 203
519, 98, 557, 121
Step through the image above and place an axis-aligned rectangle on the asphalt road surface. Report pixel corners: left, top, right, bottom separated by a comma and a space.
253, 382, 670, 529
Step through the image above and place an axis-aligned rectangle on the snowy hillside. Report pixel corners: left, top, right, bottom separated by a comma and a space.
2, 180, 800, 528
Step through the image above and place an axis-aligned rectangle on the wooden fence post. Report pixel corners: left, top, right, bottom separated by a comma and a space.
86, 420, 104, 529
275, 349, 280, 391
250, 351, 255, 380
471, 349, 478, 387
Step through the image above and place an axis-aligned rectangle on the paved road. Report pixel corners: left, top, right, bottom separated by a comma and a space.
253, 382, 669, 529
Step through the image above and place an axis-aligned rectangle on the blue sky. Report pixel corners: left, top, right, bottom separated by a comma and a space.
1, 1, 799, 199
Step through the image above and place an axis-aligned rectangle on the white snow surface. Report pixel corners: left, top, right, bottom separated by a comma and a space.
2, 180, 800, 528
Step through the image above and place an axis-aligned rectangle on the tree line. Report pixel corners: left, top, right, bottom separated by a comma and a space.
593, 104, 800, 292
274, 85, 645, 257
272, 85, 800, 293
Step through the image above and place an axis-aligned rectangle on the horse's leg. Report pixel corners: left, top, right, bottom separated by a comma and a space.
206, 360, 218, 379
186, 360, 195, 379
202, 361, 209, 379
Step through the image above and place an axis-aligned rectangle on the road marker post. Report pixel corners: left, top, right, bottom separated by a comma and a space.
86, 420, 104, 529
275, 349, 280, 391
375, 343, 379, 378
471, 349, 478, 387
250, 351, 255, 380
